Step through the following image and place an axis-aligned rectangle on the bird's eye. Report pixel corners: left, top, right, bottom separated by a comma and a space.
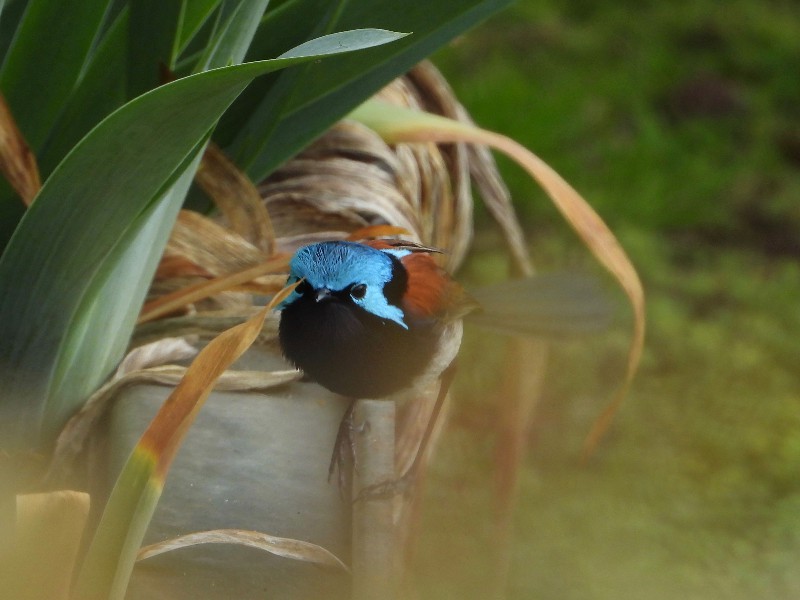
295, 280, 312, 296
350, 283, 367, 300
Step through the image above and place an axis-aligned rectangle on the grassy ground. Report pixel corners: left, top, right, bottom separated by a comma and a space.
411, 2, 800, 598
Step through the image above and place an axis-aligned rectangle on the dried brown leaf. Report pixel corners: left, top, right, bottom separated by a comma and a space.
461, 117, 533, 276
263, 159, 422, 236
115, 337, 198, 377
147, 276, 254, 315
0, 93, 40, 205
132, 308, 280, 347
139, 254, 289, 324
484, 132, 645, 453
155, 255, 213, 279
138, 529, 348, 571
272, 231, 351, 255
196, 144, 275, 254
380, 63, 476, 270
346, 225, 411, 240
258, 118, 445, 247
302, 119, 397, 164
166, 209, 266, 277
265, 196, 368, 237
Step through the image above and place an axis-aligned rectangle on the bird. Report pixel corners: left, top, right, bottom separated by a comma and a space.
278, 239, 472, 400
277, 238, 610, 491
277, 239, 471, 490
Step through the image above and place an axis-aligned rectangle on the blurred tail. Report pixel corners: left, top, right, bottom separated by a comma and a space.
466, 273, 612, 337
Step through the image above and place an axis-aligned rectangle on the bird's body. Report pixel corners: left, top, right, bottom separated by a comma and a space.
278, 240, 470, 400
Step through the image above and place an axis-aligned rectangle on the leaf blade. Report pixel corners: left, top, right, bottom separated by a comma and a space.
36, 7, 129, 178
176, 0, 222, 55
0, 0, 114, 150
126, 0, 183, 97
194, 0, 270, 72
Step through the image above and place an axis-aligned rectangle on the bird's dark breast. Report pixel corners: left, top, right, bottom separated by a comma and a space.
279, 299, 437, 398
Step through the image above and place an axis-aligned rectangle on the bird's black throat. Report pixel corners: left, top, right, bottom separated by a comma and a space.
278, 294, 437, 398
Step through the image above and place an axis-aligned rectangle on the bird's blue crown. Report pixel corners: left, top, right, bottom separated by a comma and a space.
279, 241, 411, 328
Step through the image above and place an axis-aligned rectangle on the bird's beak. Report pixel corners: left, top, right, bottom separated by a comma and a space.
315, 288, 332, 303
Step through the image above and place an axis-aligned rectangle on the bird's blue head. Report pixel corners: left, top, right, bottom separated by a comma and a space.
279, 241, 411, 329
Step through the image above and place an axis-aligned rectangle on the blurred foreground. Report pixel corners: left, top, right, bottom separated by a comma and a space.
411, 2, 800, 598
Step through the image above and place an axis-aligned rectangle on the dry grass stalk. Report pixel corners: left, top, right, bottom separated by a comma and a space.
195, 144, 275, 254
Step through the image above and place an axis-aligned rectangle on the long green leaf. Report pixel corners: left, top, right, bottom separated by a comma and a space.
194, 0, 269, 72
46, 151, 205, 442
0, 28, 405, 452
37, 7, 129, 177
0, 0, 113, 150
211, 0, 347, 153
75, 450, 160, 600
39, 0, 268, 192
218, 0, 512, 180
0, 0, 24, 68
0, 0, 114, 247
176, 0, 222, 55
44, 0, 272, 451
127, 0, 183, 97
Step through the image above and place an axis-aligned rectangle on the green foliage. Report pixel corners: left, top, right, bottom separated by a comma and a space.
0, 0, 511, 456
0, 0, 113, 151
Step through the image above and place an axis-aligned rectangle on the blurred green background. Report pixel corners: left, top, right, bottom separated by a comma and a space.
414, 1, 800, 598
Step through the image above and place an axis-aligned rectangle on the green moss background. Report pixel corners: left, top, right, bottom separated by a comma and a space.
413, 1, 800, 598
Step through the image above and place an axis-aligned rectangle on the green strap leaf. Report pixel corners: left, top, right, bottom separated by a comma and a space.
0, 0, 114, 150
0, 0, 115, 244
126, 0, 184, 97
37, 7, 129, 177
74, 449, 160, 600
176, 0, 222, 55
45, 153, 205, 444
194, 0, 270, 72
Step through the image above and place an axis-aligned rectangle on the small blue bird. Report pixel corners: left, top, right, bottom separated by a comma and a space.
278, 239, 471, 399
